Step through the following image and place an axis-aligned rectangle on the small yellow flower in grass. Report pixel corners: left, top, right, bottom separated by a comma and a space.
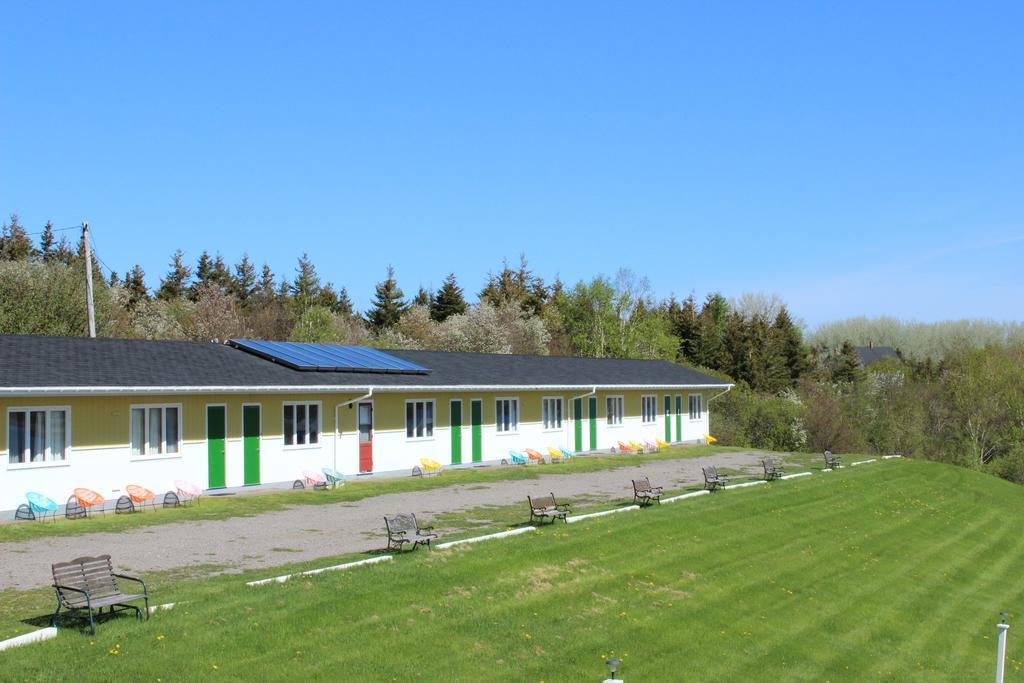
524, 633, 533, 639
156, 634, 165, 641
212, 664, 219, 671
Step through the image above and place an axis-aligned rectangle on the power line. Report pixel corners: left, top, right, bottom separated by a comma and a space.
17, 225, 82, 237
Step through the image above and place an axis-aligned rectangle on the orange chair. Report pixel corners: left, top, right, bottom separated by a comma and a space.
125, 484, 156, 510
525, 448, 546, 463
73, 488, 106, 516
617, 441, 638, 454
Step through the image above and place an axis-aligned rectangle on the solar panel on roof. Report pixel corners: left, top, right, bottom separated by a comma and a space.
227, 339, 430, 375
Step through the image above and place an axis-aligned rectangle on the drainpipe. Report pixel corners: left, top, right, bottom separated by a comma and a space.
334, 389, 373, 472
706, 386, 733, 404
570, 386, 597, 401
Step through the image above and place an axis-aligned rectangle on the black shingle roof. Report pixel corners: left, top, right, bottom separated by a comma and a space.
0, 335, 730, 392
855, 346, 900, 367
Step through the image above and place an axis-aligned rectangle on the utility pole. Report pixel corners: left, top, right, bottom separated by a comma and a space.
82, 222, 96, 338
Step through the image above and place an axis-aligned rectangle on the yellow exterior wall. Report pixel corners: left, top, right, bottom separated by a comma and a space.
1, 389, 712, 454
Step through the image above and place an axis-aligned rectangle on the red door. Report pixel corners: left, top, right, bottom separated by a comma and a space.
358, 402, 373, 473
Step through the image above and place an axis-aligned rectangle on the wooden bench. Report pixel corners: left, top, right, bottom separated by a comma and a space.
702, 466, 730, 492
528, 493, 571, 524
632, 477, 663, 506
762, 458, 784, 481
384, 513, 438, 552
51, 555, 149, 634
823, 450, 842, 470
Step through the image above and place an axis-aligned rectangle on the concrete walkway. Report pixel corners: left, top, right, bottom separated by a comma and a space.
0, 450, 769, 591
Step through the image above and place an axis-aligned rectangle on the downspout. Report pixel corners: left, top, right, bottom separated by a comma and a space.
706, 385, 733, 404
570, 386, 597, 401
334, 388, 374, 472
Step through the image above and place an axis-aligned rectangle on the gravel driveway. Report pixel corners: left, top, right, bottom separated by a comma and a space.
0, 451, 769, 591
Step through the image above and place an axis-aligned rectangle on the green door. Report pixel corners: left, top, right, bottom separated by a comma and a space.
450, 400, 463, 465
243, 404, 261, 486
573, 397, 583, 452
664, 395, 672, 442
675, 394, 683, 442
470, 399, 483, 463
588, 397, 598, 450
206, 405, 226, 489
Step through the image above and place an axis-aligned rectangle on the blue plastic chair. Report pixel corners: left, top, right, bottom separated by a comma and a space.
508, 450, 528, 465
559, 447, 575, 460
26, 492, 58, 522
321, 467, 345, 488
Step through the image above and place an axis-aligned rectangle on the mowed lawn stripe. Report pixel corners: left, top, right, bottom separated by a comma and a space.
1, 459, 1020, 682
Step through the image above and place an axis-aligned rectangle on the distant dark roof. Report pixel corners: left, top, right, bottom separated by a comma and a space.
855, 346, 900, 367
0, 335, 730, 394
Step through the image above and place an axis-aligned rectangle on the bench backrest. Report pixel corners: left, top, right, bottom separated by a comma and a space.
702, 466, 720, 481
52, 555, 120, 602
762, 458, 776, 472
529, 494, 556, 511
385, 514, 416, 537
823, 450, 836, 464
633, 477, 652, 493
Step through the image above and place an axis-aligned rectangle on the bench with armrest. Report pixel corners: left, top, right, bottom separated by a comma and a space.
51, 554, 149, 634
823, 450, 842, 470
384, 513, 438, 552
632, 477, 663, 506
762, 458, 785, 481
528, 493, 571, 524
702, 465, 730, 492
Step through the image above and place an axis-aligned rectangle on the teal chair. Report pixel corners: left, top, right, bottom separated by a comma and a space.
27, 492, 59, 522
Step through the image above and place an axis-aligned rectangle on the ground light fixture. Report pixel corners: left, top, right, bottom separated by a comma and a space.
603, 658, 622, 682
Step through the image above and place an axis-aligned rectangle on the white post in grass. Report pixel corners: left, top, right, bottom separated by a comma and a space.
996, 613, 1009, 683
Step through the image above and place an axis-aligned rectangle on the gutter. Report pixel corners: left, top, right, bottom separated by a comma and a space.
0, 383, 734, 398
706, 386, 733, 403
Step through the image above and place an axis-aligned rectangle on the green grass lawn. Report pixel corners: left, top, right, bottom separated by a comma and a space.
0, 444, 736, 544
2, 458, 1022, 681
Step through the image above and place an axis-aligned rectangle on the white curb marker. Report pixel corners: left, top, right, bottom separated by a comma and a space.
0, 627, 57, 653
723, 480, 768, 490
148, 602, 176, 615
567, 505, 640, 524
850, 459, 877, 466
779, 472, 813, 480
246, 555, 393, 586
436, 526, 536, 549
662, 490, 710, 504
882, 455, 903, 460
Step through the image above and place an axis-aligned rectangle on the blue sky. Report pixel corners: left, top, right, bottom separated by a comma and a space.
2, 1, 1021, 327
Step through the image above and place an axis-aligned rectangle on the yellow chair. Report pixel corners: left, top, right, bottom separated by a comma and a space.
419, 458, 443, 474
547, 447, 565, 462
704, 435, 717, 445
656, 438, 670, 449
629, 440, 646, 453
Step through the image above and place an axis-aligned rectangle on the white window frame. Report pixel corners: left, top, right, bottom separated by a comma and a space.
541, 397, 564, 432
606, 395, 624, 427
404, 399, 436, 441
6, 406, 72, 468
641, 395, 658, 425
283, 401, 322, 449
689, 394, 703, 421
495, 397, 519, 434
129, 403, 182, 460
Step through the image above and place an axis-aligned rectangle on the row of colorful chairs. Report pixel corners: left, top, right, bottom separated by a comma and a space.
299, 468, 347, 490
615, 438, 669, 454
14, 480, 203, 522
506, 446, 576, 465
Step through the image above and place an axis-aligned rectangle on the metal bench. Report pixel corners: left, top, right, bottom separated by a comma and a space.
384, 513, 438, 552
702, 465, 730, 492
632, 477, 663, 506
51, 555, 149, 634
823, 450, 842, 470
528, 493, 571, 524
762, 458, 785, 481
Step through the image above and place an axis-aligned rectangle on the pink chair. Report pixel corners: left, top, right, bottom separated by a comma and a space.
175, 480, 202, 505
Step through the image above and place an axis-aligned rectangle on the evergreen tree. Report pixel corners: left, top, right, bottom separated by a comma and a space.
336, 287, 354, 319
52, 236, 74, 265
480, 254, 546, 314
413, 286, 430, 308
430, 273, 468, 322
668, 294, 700, 363
257, 264, 276, 302
210, 254, 232, 290
696, 293, 730, 370
0, 214, 34, 261
156, 249, 192, 301
39, 221, 56, 261
291, 253, 321, 311
773, 305, 809, 384
365, 265, 408, 331
316, 283, 342, 312
832, 341, 864, 384
124, 264, 150, 309
189, 251, 214, 301
109, 271, 120, 287
232, 254, 257, 305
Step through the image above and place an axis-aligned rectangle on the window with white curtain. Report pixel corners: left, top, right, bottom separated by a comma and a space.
542, 397, 563, 430
7, 407, 69, 464
405, 400, 435, 439
689, 394, 703, 420
284, 402, 320, 446
496, 398, 519, 433
130, 405, 180, 457
641, 395, 657, 424
606, 396, 624, 426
